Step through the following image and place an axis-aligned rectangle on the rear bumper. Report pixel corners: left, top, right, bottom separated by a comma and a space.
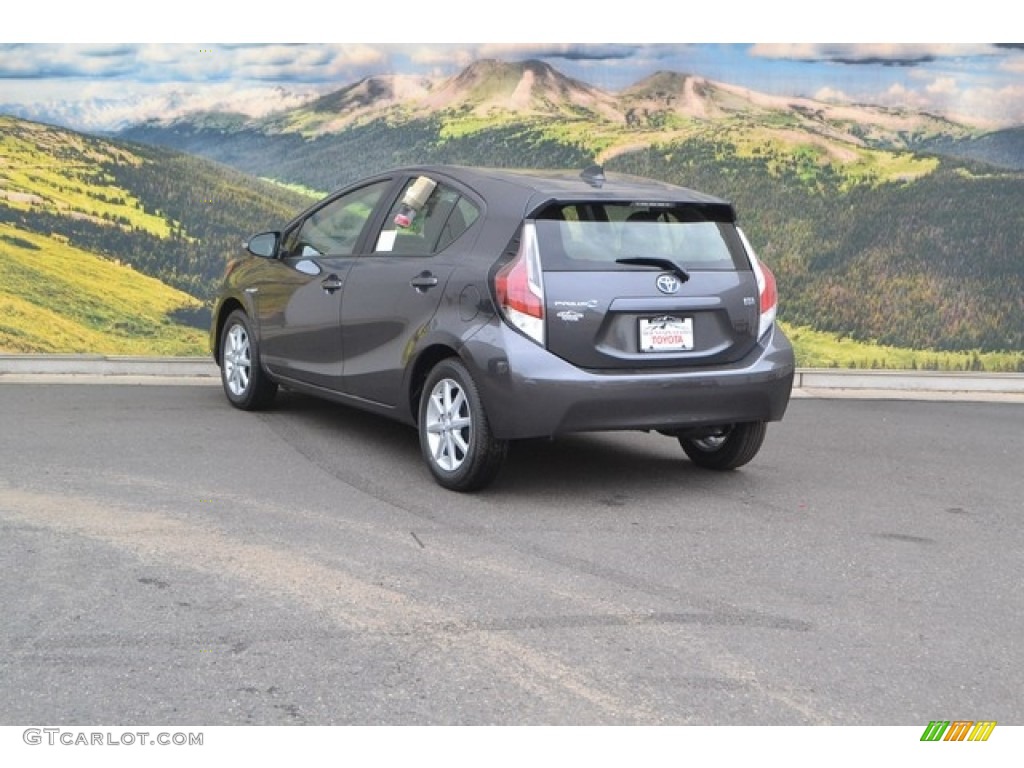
462, 323, 796, 440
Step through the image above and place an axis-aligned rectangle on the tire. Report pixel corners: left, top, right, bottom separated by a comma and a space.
679, 421, 767, 471
219, 309, 277, 411
419, 358, 507, 492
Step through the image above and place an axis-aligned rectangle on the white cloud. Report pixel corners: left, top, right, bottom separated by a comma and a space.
999, 54, 1024, 73
814, 86, 852, 103
403, 43, 654, 69
926, 77, 958, 96
862, 79, 1024, 126
955, 84, 1024, 125
0, 80, 326, 131
876, 83, 929, 111
0, 44, 390, 85
751, 43, 820, 60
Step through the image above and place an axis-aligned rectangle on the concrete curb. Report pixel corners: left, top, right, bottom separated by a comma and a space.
0, 355, 218, 377
2, 355, 1023, 402
794, 369, 1024, 393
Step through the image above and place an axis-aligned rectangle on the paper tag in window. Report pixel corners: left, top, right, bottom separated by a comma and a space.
375, 229, 397, 252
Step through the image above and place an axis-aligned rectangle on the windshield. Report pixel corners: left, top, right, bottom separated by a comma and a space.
533, 202, 749, 272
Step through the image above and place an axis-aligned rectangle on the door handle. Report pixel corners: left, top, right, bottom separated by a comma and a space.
321, 274, 344, 293
410, 272, 439, 292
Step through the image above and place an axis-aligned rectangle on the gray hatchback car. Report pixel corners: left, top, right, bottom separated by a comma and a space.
211, 165, 795, 491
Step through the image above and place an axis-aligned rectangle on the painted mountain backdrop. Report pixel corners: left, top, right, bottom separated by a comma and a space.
0, 116, 309, 353
3, 57, 1023, 368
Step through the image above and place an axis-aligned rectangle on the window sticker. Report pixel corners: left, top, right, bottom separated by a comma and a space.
375, 229, 397, 252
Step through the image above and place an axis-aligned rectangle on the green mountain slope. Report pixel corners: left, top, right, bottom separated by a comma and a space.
0, 224, 205, 354
0, 116, 314, 353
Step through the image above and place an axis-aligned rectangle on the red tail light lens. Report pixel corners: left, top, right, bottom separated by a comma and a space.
495, 222, 545, 345
738, 228, 777, 340
758, 260, 778, 317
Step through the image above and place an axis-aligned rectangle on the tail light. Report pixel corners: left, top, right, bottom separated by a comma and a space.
495, 222, 545, 345
738, 228, 778, 340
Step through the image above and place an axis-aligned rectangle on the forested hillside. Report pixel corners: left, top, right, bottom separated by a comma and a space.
1, 118, 312, 297
609, 144, 1024, 352
921, 127, 1024, 171
0, 116, 313, 353
121, 116, 594, 193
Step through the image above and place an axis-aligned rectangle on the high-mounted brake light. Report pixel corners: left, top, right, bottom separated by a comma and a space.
738, 228, 778, 340
495, 222, 545, 346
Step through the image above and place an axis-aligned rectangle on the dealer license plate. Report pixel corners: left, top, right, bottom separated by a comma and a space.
639, 316, 693, 352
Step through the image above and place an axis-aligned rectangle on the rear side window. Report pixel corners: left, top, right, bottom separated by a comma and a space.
374, 178, 480, 256
533, 202, 749, 271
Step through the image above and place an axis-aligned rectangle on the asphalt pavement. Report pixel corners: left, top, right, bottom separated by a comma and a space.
1, 381, 1021, 724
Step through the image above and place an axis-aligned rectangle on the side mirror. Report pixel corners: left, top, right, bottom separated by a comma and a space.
246, 232, 280, 259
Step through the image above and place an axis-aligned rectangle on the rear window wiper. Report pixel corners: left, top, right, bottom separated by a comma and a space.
615, 257, 690, 283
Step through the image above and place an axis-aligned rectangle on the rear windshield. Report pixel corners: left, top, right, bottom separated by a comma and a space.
533, 202, 749, 272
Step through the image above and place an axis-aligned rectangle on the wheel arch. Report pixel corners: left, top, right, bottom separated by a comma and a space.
407, 343, 461, 423
212, 297, 246, 365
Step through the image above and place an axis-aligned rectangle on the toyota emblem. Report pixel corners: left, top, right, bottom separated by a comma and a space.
656, 274, 680, 294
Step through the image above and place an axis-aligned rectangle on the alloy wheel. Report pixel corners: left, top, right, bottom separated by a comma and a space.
223, 323, 251, 397
424, 377, 472, 471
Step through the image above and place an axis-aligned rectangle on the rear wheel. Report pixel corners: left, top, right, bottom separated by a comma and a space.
679, 422, 766, 470
220, 309, 277, 410
419, 359, 507, 492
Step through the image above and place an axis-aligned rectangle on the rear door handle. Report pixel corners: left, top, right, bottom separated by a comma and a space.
321, 274, 344, 293
410, 272, 439, 292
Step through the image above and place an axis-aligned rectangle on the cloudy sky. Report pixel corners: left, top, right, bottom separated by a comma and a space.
2, 8, 1021, 131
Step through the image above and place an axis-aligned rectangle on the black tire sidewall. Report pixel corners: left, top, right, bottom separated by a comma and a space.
220, 310, 275, 410
418, 359, 505, 492
680, 421, 766, 470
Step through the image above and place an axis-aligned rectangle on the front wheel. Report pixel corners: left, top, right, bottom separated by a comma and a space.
220, 309, 277, 410
679, 422, 767, 470
419, 359, 507, 492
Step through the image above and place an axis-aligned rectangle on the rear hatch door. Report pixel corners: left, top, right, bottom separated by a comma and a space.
535, 201, 759, 370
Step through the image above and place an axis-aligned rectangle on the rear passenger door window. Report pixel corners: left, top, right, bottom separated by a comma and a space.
373, 177, 479, 256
